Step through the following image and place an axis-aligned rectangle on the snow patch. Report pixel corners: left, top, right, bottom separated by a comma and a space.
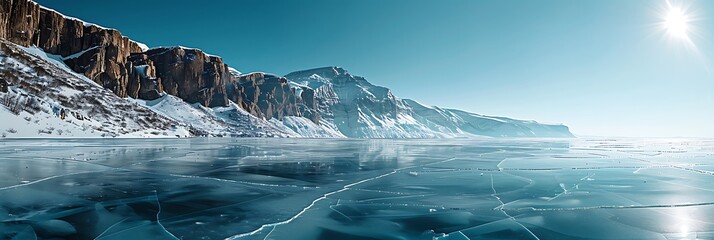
227, 67, 241, 77
135, 42, 149, 52
61, 46, 99, 60
17, 45, 102, 88
279, 117, 346, 138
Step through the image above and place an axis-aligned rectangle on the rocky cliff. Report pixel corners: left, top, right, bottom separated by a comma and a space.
0, 0, 318, 121
233, 72, 319, 123
0, 0, 146, 98
123, 47, 318, 122
126, 47, 231, 107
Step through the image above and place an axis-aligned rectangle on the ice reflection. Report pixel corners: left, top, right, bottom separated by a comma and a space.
674, 208, 695, 239
0, 138, 713, 239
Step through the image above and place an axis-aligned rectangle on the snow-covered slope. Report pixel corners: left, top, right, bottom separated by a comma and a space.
125, 90, 345, 138
206, 101, 343, 138
0, 39, 190, 138
405, 99, 573, 137
279, 116, 346, 138
286, 67, 574, 138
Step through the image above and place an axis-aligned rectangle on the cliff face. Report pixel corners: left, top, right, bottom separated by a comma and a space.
123, 48, 318, 122
0, 0, 145, 98
127, 47, 231, 107
233, 72, 319, 123
0, 0, 319, 121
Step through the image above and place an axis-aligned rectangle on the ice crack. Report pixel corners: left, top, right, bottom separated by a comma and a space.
226, 157, 459, 239
490, 174, 541, 240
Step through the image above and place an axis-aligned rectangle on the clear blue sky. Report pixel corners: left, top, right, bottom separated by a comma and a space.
37, 0, 714, 137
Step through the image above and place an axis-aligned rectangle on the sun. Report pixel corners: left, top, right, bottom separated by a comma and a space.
658, 0, 700, 50
659, 0, 697, 42
663, 7, 690, 39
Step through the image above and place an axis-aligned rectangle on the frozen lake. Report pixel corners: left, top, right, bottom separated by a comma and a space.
1, 138, 714, 240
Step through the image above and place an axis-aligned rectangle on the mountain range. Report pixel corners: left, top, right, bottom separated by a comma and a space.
0, 0, 573, 138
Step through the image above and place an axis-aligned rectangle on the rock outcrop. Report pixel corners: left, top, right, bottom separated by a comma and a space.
0, 0, 146, 98
233, 72, 319, 123
123, 47, 318, 122
126, 54, 163, 100
127, 47, 230, 107
0, 0, 320, 122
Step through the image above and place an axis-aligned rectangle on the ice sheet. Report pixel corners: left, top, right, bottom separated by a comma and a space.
1, 138, 713, 239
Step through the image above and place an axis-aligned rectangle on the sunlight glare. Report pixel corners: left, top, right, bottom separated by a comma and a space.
658, 0, 701, 51
664, 7, 689, 38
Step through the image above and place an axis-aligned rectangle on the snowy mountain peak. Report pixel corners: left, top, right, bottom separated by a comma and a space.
285, 67, 574, 138
287, 66, 349, 80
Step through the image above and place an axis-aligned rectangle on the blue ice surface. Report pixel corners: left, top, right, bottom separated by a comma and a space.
1, 138, 713, 239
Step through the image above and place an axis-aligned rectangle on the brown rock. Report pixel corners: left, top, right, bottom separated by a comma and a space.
1, 0, 145, 98
129, 47, 230, 107
126, 55, 163, 100
1, 0, 321, 123
0, 0, 40, 46
234, 72, 319, 123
